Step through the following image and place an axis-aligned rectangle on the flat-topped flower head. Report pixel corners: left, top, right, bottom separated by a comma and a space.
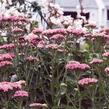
24, 33, 41, 45
0, 53, 15, 61
102, 52, 109, 57
0, 16, 29, 23
0, 82, 21, 92
67, 28, 85, 36
13, 90, 28, 97
50, 34, 64, 40
65, 60, 90, 71
42, 28, 67, 36
90, 58, 103, 64
0, 44, 15, 50
37, 41, 46, 49
32, 28, 43, 34
12, 27, 24, 34
0, 61, 13, 68
78, 78, 98, 86
105, 67, 109, 75
45, 44, 59, 50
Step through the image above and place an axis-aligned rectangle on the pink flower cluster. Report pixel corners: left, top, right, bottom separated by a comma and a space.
0, 82, 22, 92
0, 53, 15, 61
12, 27, 24, 34
13, 90, 28, 97
90, 58, 103, 64
32, 28, 43, 34
0, 53, 14, 68
67, 28, 85, 36
85, 23, 96, 29
0, 44, 15, 50
0, 61, 13, 68
24, 33, 41, 45
65, 61, 90, 71
0, 16, 28, 22
37, 41, 46, 48
50, 34, 64, 40
102, 52, 109, 57
105, 67, 109, 74
45, 44, 60, 49
78, 78, 98, 86
42, 29, 67, 36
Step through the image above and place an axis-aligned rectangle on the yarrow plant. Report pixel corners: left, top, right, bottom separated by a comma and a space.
0, 1, 109, 109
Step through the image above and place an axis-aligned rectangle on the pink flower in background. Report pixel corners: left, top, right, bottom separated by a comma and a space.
105, 67, 109, 74
84, 23, 96, 29
46, 44, 59, 49
0, 16, 28, 23
13, 90, 28, 97
42, 28, 67, 36
37, 41, 46, 48
32, 28, 43, 34
12, 27, 24, 34
90, 58, 103, 64
65, 61, 90, 71
0, 61, 13, 68
80, 64, 90, 70
102, 52, 109, 57
0, 44, 15, 50
50, 34, 64, 40
67, 28, 85, 36
24, 33, 41, 45
78, 78, 98, 86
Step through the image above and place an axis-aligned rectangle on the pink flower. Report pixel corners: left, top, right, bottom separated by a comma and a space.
0, 16, 28, 23
0, 82, 21, 92
12, 27, 24, 34
101, 27, 109, 35
67, 28, 85, 36
29, 103, 48, 108
50, 34, 64, 40
85, 23, 96, 28
0, 53, 15, 61
45, 44, 59, 49
92, 33, 105, 39
24, 33, 41, 45
65, 61, 90, 71
32, 28, 43, 34
0, 44, 15, 50
78, 78, 98, 86
90, 58, 103, 64
0, 82, 13, 92
0, 61, 13, 68
13, 90, 28, 97
42, 29, 67, 36
105, 67, 109, 74
37, 41, 46, 48
102, 52, 109, 57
